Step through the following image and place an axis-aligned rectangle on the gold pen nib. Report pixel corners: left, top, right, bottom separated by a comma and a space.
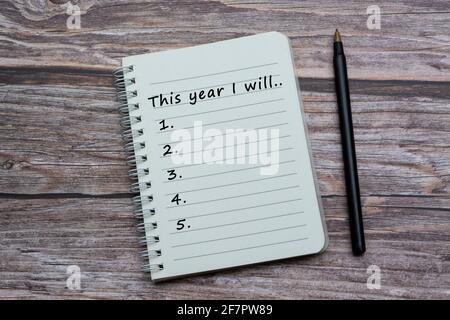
334, 29, 342, 42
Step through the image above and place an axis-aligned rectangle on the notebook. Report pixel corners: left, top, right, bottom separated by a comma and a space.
114, 32, 328, 281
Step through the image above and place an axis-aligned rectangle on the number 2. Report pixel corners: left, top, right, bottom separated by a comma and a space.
163, 144, 172, 156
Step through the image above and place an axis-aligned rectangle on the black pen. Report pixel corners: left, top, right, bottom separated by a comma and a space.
333, 29, 366, 255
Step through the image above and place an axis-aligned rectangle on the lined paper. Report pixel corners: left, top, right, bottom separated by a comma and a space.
123, 32, 327, 281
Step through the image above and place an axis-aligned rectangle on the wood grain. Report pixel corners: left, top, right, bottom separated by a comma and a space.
0, 0, 449, 299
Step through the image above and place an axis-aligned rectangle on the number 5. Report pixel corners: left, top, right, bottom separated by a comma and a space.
176, 219, 186, 230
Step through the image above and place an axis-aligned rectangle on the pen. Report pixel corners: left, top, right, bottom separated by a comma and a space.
333, 29, 366, 255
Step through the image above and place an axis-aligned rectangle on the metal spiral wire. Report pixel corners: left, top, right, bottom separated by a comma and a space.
113, 65, 163, 274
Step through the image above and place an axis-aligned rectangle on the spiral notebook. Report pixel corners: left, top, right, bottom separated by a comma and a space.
114, 32, 328, 281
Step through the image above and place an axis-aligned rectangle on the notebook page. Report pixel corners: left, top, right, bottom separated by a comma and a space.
123, 32, 327, 281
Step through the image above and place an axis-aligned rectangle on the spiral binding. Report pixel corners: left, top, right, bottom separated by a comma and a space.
113, 65, 163, 275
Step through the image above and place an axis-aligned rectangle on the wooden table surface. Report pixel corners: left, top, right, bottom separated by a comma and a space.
1, 0, 449, 299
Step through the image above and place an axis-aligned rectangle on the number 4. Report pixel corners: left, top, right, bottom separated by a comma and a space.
171, 193, 183, 205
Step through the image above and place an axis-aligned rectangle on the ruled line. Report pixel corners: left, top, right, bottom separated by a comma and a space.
172, 224, 306, 248
168, 197, 302, 222
150, 62, 278, 85
166, 185, 299, 209
162, 146, 292, 171
160, 134, 290, 158
158, 74, 281, 97
165, 172, 297, 195
163, 158, 295, 181
170, 211, 304, 235
159, 122, 289, 147
157, 110, 286, 134
154, 98, 283, 121
174, 237, 309, 261
153, 86, 282, 109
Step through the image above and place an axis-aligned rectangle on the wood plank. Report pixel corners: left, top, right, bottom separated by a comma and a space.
0, 1, 449, 81
0, 197, 448, 299
1, 80, 449, 196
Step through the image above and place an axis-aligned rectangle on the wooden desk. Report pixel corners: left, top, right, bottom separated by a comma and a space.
0, 0, 449, 299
